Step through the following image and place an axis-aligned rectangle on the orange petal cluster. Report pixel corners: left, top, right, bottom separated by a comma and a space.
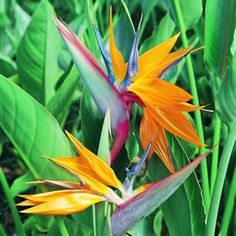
18, 132, 123, 215
108, 13, 204, 173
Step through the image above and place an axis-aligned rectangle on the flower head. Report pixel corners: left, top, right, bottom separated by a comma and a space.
54, 8, 204, 173
18, 132, 152, 215
18, 132, 210, 216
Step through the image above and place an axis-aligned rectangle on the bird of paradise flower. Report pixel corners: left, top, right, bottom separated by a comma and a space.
18, 131, 211, 236
53, 8, 205, 173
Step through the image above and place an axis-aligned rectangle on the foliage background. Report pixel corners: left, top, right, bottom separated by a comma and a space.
0, 0, 235, 235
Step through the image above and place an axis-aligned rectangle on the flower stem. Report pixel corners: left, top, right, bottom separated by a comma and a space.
210, 113, 221, 195
173, 0, 210, 210
92, 204, 97, 236
220, 168, 236, 236
55, 216, 69, 236
0, 167, 25, 236
206, 124, 236, 236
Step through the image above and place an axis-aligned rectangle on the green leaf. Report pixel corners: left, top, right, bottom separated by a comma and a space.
17, 0, 64, 105
168, 0, 202, 29
14, 3, 31, 45
0, 54, 16, 77
128, 217, 155, 236
149, 157, 192, 236
216, 54, 236, 128
111, 150, 210, 236
115, 0, 135, 61
140, 12, 175, 54
48, 218, 92, 236
81, 87, 103, 153
10, 172, 34, 198
205, 0, 236, 77
46, 65, 80, 126
169, 136, 206, 236
125, 128, 139, 162
0, 75, 74, 180
153, 211, 163, 236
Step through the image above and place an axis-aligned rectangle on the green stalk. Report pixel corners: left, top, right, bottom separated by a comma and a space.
220, 168, 236, 236
92, 204, 97, 236
210, 114, 221, 195
0, 168, 25, 236
206, 125, 236, 236
173, 0, 210, 209
55, 216, 69, 236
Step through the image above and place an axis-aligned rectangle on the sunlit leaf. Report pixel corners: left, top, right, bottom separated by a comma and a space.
0, 75, 74, 180
17, 0, 64, 105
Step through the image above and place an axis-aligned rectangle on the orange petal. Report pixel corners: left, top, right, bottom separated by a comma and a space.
65, 131, 122, 189
129, 77, 193, 108
20, 192, 104, 215
145, 47, 191, 78
109, 6, 127, 82
19, 189, 90, 203
150, 106, 204, 148
17, 200, 39, 206
137, 33, 180, 76
48, 157, 112, 195
140, 109, 174, 173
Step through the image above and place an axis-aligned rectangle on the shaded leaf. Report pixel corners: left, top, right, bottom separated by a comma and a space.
205, 0, 236, 77
216, 54, 236, 128
10, 172, 34, 198
81, 87, 103, 153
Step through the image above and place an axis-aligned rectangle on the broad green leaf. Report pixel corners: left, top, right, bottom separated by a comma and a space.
98, 108, 111, 164
205, 0, 236, 77
10, 172, 34, 198
111, 151, 209, 236
168, 0, 202, 30
17, 0, 64, 105
216, 54, 236, 128
0, 75, 74, 180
